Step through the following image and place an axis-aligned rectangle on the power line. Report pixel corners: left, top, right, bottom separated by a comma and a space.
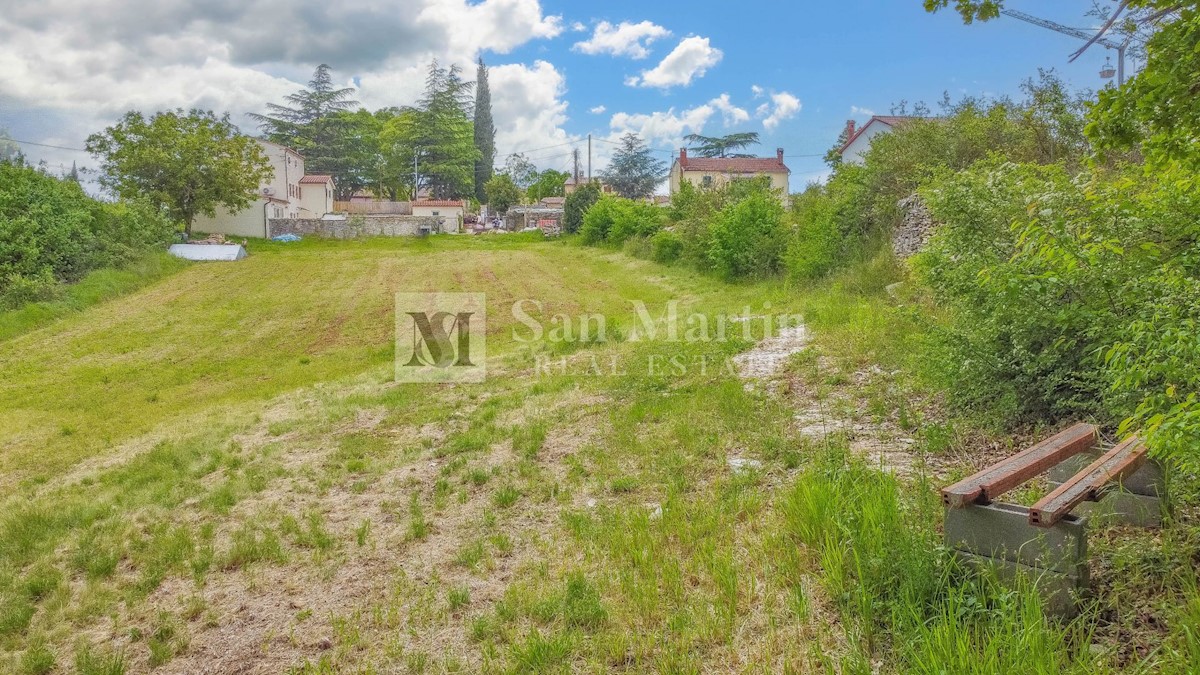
8, 138, 89, 153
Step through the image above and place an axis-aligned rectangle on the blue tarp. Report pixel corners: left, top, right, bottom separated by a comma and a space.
271, 233, 302, 242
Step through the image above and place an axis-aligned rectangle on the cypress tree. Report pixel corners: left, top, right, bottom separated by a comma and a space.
473, 57, 495, 203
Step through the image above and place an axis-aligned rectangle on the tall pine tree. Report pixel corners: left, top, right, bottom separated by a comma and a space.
473, 57, 495, 203
250, 64, 362, 199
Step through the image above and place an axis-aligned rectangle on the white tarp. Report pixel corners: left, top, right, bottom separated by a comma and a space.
168, 244, 248, 261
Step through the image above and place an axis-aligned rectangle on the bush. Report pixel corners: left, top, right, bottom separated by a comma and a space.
785, 185, 841, 280
707, 190, 788, 279
606, 200, 662, 245
916, 159, 1200, 470
0, 162, 176, 308
650, 230, 683, 263
580, 197, 662, 246
579, 197, 617, 244
562, 182, 601, 234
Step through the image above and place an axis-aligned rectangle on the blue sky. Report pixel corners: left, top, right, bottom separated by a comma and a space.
0, 1, 1126, 188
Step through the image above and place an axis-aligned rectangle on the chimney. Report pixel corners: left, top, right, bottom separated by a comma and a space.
680, 147, 687, 163
777, 148, 784, 163
845, 119, 856, 140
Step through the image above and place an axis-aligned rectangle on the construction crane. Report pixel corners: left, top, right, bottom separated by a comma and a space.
1001, 8, 1129, 85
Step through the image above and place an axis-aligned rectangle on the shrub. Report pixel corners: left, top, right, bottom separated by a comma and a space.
650, 230, 683, 263
562, 182, 601, 234
0, 162, 177, 309
606, 200, 662, 245
917, 159, 1200, 470
579, 197, 617, 244
707, 190, 788, 279
784, 185, 841, 280
580, 197, 662, 246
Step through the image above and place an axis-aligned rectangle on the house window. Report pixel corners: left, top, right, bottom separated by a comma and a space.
702, 175, 713, 187
432, 211, 440, 216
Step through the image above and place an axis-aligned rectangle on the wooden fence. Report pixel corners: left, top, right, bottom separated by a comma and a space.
333, 200, 412, 215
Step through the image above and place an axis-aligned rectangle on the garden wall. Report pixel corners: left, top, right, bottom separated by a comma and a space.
267, 215, 443, 239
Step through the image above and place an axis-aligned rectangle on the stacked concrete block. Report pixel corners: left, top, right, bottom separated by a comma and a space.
1048, 453, 1169, 528
944, 502, 1088, 617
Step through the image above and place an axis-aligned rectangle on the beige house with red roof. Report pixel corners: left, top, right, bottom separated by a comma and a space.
668, 148, 790, 205
192, 139, 335, 238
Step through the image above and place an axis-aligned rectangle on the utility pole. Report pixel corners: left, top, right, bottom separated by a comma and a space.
413, 151, 419, 200
1001, 8, 1131, 85
587, 134, 592, 182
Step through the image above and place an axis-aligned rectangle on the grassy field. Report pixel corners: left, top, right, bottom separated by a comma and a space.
0, 235, 1196, 673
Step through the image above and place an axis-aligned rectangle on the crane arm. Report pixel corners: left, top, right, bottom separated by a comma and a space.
1001, 8, 1124, 50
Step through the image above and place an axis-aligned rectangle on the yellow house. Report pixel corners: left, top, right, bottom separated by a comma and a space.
667, 148, 790, 204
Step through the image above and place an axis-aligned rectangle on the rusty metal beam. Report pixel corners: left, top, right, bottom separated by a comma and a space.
942, 423, 1097, 508
1029, 437, 1148, 527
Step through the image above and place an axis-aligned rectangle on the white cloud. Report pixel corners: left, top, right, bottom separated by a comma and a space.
589, 105, 607, 114
489, 61, 573, 159
709, 94, 749, 127
758, 91, 801, 131
751, 84, 765, 98
626, 36, 722, 88
571, 21, 587, 32
609, 104, 714, 146
573, 20, 670, 59
850, 105, 875, 117
0, 0, 567, 158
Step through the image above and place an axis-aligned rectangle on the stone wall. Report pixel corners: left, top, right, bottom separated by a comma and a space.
893, 194, 936, 258
268, 215, 443, 239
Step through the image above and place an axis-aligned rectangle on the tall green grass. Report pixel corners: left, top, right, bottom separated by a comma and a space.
0, 252, 188, 341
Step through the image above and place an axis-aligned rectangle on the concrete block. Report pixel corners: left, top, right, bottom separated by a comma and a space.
955, 551, 1085, 618
1046, 483, 1167, 528
1049, 452, 1166, 498
944, 501, 1087, 575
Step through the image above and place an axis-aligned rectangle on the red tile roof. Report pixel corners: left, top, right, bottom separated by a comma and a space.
677, 156, 788, 173
299, 174, 334, 184
413, 200, 465, 207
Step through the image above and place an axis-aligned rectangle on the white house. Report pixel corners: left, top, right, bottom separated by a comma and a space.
412, 200, 466, 233
838, 116, 929, 165
192, 140, 334, 238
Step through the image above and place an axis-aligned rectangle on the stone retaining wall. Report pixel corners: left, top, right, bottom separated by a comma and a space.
268, 215, 444, 239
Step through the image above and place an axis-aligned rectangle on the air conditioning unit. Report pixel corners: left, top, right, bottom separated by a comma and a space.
262, 187, 276, 197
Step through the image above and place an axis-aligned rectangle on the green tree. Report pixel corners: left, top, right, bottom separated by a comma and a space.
527, 169, 569, 202
381, 61, 478, 199
250, 64, 357, 131
562, 181, 601, 234
0, 128, 20, 163
600, 133, 667, 199
484, 173, 521, 215
86, 109, 271, 236
683, 132, 761, 158
503, 153, 538, 190
250, 64, 361, 199
923, 1, 1196, 170
473, 57, 496, 203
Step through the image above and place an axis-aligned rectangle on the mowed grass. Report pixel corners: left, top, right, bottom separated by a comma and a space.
0, 234, 709, 487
